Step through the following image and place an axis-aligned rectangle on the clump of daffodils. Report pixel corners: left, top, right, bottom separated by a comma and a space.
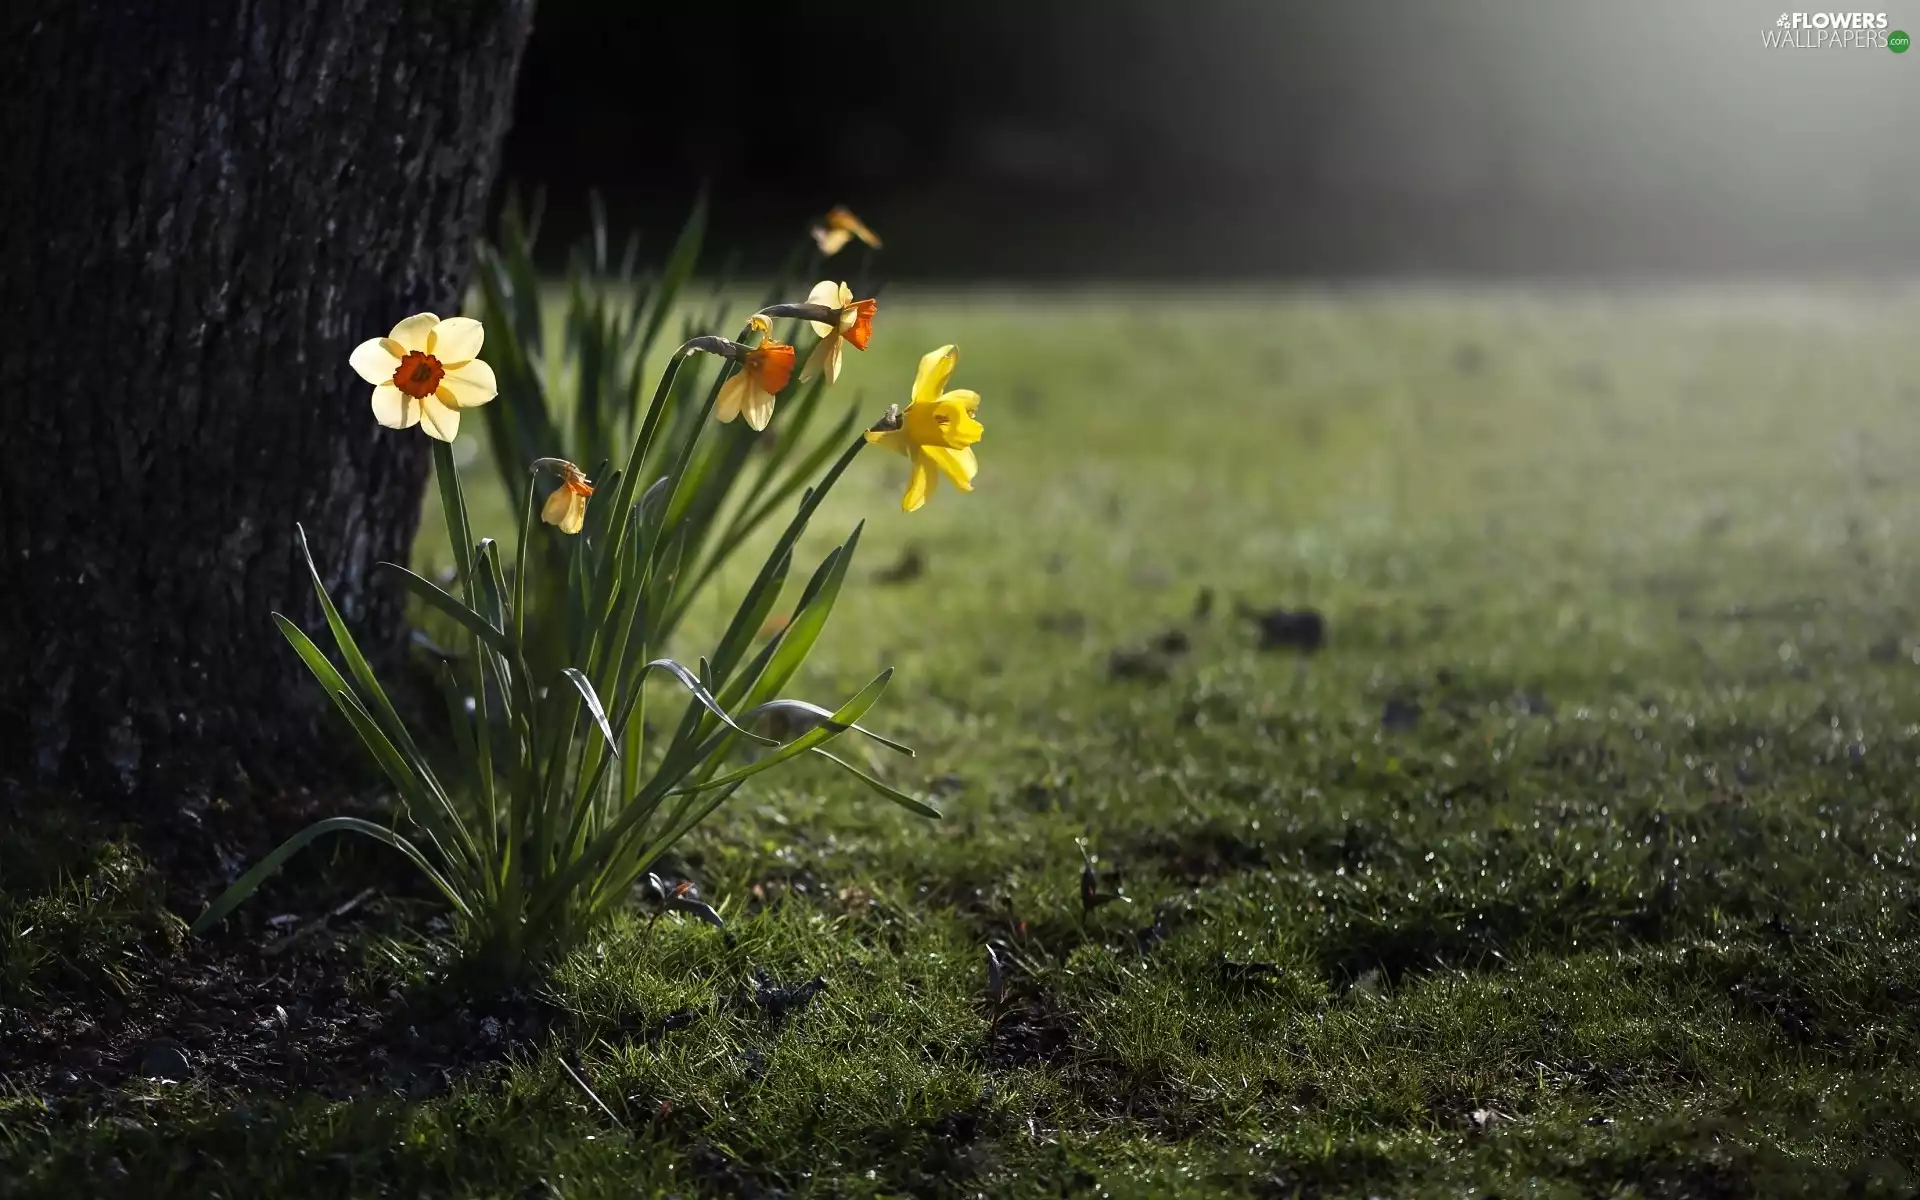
198, 219, 984, 986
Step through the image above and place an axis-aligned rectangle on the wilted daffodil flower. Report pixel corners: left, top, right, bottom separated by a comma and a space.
811, 206, 882, 257
349, 313, 496, 442
865, 344, 982, 513
534, 458, 594, 535
714, 327, 796, 431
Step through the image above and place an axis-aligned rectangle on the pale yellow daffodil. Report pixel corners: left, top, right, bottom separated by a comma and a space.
349, 313, 497, 442
799, 280, 877, 385
538, 459, 595, 535
810, 206, 882, 257
865, 344, 982, 512
714, 335, 796, 431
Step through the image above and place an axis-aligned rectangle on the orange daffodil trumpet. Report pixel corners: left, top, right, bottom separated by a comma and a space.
811, 206, 882, 257
350, 313, 497, 442
865, 345, 983, 513
533, 458, 594, 535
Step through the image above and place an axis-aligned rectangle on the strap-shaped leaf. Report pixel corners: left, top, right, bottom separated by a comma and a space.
808, 747, 942, 820
678, 668, 894, 795
191, 817, 469, 935
379, 562, 512, 657
739, 524, 862, 711
276, 615, 474, 882
704, 548, 791, 689
637, 192, 707, 357
740, 698, 914, 757
561, 667, 618, 758
431, 441, 477, 599
274, 614, 420, 804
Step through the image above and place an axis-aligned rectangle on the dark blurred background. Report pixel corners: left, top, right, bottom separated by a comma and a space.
501, 0, 1919, 279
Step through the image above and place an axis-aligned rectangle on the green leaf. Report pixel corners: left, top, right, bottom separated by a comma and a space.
561, 667, 618, 759
739, 698, 914, 757
680, 668, 894, 794
379, 562, 511, 657
431, 443, 476, 599
191, 817, 469, 935
741, 523, 863, 710
807, 747, 942, 820
638, 192, 707, 356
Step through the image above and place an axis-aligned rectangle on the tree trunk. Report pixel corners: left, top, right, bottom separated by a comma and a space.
0, 0, 536, 803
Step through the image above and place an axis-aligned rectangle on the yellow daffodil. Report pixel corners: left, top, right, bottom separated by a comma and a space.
811, 206, 882, 257
865, 344, 982, 512
350, 313, 496, 442
715, 335, 796, 431
538, 460, 594, 535
800, 281, 877, 385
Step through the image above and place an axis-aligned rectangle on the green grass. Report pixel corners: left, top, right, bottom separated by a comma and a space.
9, 286, 1920, 1196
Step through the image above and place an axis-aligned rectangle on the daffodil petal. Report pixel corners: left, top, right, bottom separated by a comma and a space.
911, 345, 958, 407
541, 485, 573, 528
942, 387, 981, 416
562, 492, 586, 534
431, 316, 485, 363
741, 384, 774, 431
922, 445, 976, 491
813, 227, 851, 256
371, 382, 419, 429
715, 373, 746, 422
801, 336, 838, 383
388, 313, 439, 353
438, 358, 497, 408
902, 452, 936, 512
350, 337, 400, 384
420, 394, 460, 441
804, 280, 847, 337
865, 427, 912, 456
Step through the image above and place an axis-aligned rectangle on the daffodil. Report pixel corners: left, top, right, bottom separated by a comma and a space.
811, 206, 882, 257
537, 459, 594, 535
715, 334, 796, 431
349, 313, 496, 442
799, 281, 877, 384
865, 344, 982, 512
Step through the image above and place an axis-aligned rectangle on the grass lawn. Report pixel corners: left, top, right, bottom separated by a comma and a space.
7, 286, 1920, 1196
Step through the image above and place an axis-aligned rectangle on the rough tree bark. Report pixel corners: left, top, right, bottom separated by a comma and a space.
0, 1, 536, 803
